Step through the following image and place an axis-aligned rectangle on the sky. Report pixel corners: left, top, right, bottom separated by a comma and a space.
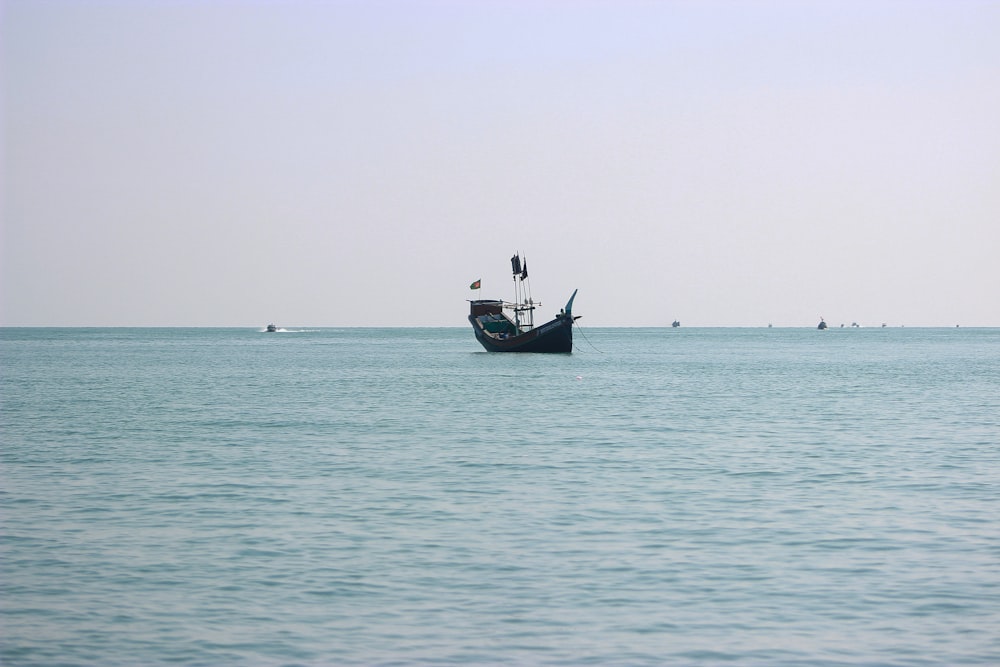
2, 0, 998, 327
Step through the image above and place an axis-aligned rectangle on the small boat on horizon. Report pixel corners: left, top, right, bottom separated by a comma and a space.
468, 253, 579, 353
266, 323, 277, 332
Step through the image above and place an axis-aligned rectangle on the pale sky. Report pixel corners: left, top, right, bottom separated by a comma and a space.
2, 0, 998, 327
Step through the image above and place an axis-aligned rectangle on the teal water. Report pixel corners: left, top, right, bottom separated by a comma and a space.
2, 327, 999, 666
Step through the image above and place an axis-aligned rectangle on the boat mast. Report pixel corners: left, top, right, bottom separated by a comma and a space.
509, 252, 534, 332
511, 253, 522, 331
521, 258, 533, 329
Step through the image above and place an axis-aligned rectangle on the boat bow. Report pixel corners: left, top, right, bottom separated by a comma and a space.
563, 289, 578, 318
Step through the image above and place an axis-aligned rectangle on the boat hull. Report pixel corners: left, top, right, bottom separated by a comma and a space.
469, 313, 574, 353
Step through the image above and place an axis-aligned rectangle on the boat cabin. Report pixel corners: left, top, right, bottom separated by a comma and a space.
470, 300, 520, 338
469, 300, 503, 317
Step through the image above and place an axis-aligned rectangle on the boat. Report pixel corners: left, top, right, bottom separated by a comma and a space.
672, 320, 680, 328
468, 253, 579, 353
266, 323, 277, 332
817, 318, 827, 330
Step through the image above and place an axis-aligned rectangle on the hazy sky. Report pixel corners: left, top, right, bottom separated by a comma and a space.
3, 0, 998, 327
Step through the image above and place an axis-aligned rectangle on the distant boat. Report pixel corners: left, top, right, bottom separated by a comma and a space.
468, 253, 579, 353
817, 318, 827, 330
672, 320, 681, 328
266, 323, 277, 332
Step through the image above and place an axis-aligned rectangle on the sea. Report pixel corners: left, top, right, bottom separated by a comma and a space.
1, 326, 998, 666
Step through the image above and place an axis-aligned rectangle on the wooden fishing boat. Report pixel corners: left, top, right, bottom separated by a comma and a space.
468, 254, 579, 353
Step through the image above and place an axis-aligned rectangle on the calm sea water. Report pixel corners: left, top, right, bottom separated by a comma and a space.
2, 326, 998, 666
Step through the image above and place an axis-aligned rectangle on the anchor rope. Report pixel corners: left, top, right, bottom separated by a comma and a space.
573, 321, 603, 353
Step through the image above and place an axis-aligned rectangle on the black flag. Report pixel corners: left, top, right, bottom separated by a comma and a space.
520, 261, 528, 281
511, 254, 522, 276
